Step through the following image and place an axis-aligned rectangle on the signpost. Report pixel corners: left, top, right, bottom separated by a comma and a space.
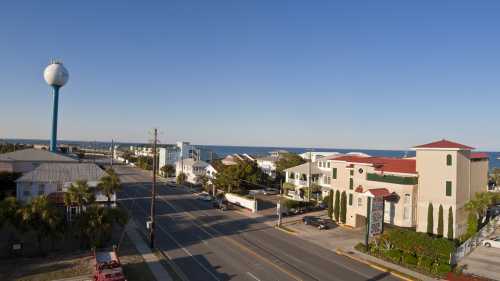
365, 195, 385, 250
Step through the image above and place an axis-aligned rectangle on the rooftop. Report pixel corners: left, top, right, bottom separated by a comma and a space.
413, 139, 474, 150
332, 155, 417, 174
284, 162, 322, 174
17, 163, 105, 183
0, 148, 77, 162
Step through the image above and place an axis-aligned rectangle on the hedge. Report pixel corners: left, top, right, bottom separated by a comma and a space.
366, 173, 418, 185
366, 228, 456, 277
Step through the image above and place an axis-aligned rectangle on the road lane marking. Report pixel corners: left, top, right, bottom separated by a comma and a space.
120, 178, 221, 281
246, 272, 261, 281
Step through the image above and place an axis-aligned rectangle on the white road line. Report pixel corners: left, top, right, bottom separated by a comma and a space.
121, 179, 221, 281
246, 272, 261, 281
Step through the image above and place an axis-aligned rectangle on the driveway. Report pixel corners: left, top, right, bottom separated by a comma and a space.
286, 218, 364, 251
460, 228, 500, 280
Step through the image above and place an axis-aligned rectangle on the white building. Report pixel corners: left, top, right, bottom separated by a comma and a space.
0, 148, 78, 173
176, 158, 210, 184
256, 156, 279, 178
159, 141, 216, 169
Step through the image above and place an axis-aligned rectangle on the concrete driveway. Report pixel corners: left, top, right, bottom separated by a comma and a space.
286, 218, 364, 251
461, 245, 500, 280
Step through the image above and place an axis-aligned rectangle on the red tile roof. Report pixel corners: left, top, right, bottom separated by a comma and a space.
366, 188, 391, 197
469, 152, 489, 159
333, 156, 417, 174
414, 139, 474, 150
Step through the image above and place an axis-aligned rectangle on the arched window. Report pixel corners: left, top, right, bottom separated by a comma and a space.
446, 154, 452, 166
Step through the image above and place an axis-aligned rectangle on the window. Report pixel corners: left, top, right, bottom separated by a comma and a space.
349, 194, 353, 206
350, 170, 354, 176
403, 207, 410, 220
23, 188, 31, 197
357, 198, 363, 207
358, 168, 363, 174
327, 162, 331, 168
404, 194, 411, 204
349, 178, 353, 189
446, 181, 452, 196
446, 154, 452, 166
57, 183, 63, 192
289, 172, 295, 179
332, 168, 337, 179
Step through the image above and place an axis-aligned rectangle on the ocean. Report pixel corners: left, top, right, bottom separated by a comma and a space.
4, 138, 500, 170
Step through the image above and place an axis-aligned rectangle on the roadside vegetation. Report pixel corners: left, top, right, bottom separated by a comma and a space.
356, 228, 456, 277
0, 169, 128, 257
212, 159, 270, 194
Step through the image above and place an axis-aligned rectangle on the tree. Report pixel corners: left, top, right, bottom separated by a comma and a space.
334, 190, 340, 222
437, 205, 444, 237
427, 203, 434, 235
0, 172, 22, 199
160, 164, 175, 177
18, 196, 63, 254
213, 160, 270, 194
275, 153, 306, 182
340, 191, 347, 224
136, 156, 153, 170
98, 170, 121, 206
465, 191, 496, 236
76, 204, 128, 248
177, 172, 187, 185
195, 174, 210, 192
327, 190, 333, 219
447, 207, 454, 239
64, 180, 95, 216
0, 197, 19, 227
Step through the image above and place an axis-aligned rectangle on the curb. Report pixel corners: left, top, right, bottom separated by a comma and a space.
275, 225, 298, 236
335, 248, 418, 281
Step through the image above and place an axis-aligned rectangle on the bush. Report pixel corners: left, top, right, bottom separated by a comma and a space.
435, 263, 452, 275
354, 242, 367, 253
385, 249, 402, 263
403, 254, 418, 266
418, 256, 434, 271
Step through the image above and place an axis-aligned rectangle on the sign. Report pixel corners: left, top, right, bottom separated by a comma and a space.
369, 197, 384, 237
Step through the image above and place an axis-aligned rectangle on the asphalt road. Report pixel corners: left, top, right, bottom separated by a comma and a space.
115, 165, 398, 281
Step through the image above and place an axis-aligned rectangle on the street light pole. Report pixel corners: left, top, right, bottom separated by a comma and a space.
149, 128, 157, 249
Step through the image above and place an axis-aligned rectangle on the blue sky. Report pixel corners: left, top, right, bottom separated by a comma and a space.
1, 1, 499, 150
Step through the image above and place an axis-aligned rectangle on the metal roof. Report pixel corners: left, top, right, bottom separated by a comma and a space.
17, 163, 105, 183
0, 148, 77, 162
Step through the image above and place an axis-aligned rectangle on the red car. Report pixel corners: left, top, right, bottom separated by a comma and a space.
93, 249, 127, 281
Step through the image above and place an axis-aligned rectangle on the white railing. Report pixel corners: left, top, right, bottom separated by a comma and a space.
451, 216, 499, 265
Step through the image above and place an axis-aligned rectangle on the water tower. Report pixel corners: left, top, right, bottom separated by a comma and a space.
43, 60, 69, 152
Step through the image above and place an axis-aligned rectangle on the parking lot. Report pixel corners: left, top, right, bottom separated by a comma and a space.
285, 216, 364, 251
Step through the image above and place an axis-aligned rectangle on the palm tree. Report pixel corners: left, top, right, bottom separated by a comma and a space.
98, 171, 121, 206
160, 165, 175, 177
18, 196, 62, 254
78, 204, 129, 248
195, 174, 210, 192
64, 180, 95, 217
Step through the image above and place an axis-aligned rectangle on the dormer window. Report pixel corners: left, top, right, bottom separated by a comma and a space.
446, 154, 452, 166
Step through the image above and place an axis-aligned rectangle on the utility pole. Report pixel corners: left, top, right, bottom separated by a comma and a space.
308, 149, 312, 201
277, 179, 283, 227
149, 129, 158, 249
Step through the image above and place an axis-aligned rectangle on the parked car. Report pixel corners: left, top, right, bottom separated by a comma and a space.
264, 188, 279, 195
196, 194, 213, 201
302, 216, 328, 230
483, 237, 500, 248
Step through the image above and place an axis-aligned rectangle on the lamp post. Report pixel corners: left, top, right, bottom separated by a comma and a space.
43, 60, 69, 152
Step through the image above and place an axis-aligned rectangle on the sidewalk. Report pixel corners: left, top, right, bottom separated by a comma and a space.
125, 220, 173, 281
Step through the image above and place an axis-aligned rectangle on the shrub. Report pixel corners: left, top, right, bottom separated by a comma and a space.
448, 207, 454, 239
334, 190, 340, 221
403, 254, 418, 266
354, 242, 367, 253
427, 203, 434, 234
435, 263, 452, 275
385, 249, 402, 263
437, 205, 444, 237
340, 191, 347, 223
418, 256, 434, 271
326, 190, 333, 218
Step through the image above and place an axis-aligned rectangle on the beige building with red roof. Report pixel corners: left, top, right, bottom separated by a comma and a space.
284, 139, 489, 238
